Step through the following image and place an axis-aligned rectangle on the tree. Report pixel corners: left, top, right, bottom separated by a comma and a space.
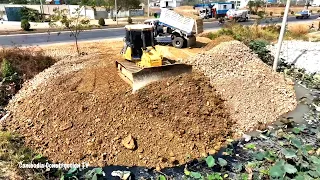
49, 7, 91, 56
10, 0, 28, 4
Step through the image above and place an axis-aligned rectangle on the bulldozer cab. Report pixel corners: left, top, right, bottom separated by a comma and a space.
124, 24, 155, 60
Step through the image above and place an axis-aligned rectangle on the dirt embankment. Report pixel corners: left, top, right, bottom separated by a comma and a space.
2, 41, 234, 169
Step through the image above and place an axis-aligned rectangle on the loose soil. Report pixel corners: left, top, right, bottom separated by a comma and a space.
2, 40, 235, 168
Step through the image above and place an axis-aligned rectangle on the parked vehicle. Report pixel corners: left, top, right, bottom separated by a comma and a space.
226, 9, 250, 22
194, 2, 234, 19
295, 10, 311, 19
144, 9, 196, 48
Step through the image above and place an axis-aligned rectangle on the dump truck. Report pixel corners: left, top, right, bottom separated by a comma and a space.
226, 9, 250, 22
116, 24, 192, 91
144, 8, 196, 48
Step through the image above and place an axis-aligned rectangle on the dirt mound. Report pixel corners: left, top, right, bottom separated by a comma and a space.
185, 41, 297, 136
3, 47, 234, 168
204, 36, 235, 51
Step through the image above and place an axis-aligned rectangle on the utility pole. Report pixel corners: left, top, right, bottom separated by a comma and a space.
272, 0, 291, 71
115, 0, 118, 26
148, 0, 150, 17
39, 0, 44, 22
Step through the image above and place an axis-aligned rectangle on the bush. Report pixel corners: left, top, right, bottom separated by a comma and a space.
317, 10, 320, 13
310, 10, 312, 13
98, 18, 105, 26
281, 11, 284, 16
269, 11, 273, 16
248, 40, 274, 66
21, 19, 31, 31
291, 11, 294, 15
1, 58, 14, 78
127, 16, 133, 24
20, 7, 40, 22
0, 47, 55, 80
257, 11, 265, 18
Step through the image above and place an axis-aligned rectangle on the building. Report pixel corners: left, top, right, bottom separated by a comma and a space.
45, 0, 65, 5
159, 0, 182, 8
227, 0, 250, 9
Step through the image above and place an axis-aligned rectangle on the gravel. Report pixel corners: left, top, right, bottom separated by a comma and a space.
185, 40, 297, 136
267, 40, 320, 74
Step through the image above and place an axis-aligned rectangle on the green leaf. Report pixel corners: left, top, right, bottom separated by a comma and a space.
234, 163, 243, 172
207, 173, 222, 180
158, 175, 166, 180
67, 168, 77, 175
93, 168, 103, 175
218, 158, 227, 167
92, 174, 97, 180
298, 124, 306, 131
254, 152, 266, 161
245, 143, 256, 149
269, 164, 285, 178
34, 154, 42, 159
190, 172, 202, 179
294, 175, 304, 180
282, 148, 297, 159
184, 168, 190, 176
310, 156, 320, 165
206, 156, 216, 168
241, 173, 249, 180
291, 138, 303, 149
284, 163, 297, 174
292, 127, 301, 134
304, 145, 313, 152
307, 170, 320, 178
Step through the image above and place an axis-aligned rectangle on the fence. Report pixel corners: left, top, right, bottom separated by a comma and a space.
0, 4, 144, 21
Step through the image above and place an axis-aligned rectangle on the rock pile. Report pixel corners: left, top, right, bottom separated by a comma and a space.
185, 41, 297, 136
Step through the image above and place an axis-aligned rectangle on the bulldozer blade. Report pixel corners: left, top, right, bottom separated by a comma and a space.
116, 60, 192, 91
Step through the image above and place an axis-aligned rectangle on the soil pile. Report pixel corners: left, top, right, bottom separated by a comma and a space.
204, 35, 235, 51
2, 48, 234, 168
185, 41, 297, 136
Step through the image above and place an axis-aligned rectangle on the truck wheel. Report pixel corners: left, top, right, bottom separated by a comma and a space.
172, 37, 184, 48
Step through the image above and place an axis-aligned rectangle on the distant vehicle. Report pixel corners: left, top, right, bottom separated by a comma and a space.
226, 9, 250, 22
312, 3, 320, 7
295, 10, 311, 19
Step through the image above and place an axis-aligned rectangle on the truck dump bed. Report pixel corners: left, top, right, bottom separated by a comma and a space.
159, 8, 195, 35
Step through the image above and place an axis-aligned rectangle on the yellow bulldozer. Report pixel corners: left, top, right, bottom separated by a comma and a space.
116, 24, 192, 91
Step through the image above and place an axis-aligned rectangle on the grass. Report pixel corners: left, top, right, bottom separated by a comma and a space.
0, 131, 46, 179
202, 22, 310, 45
0, 47, 56, 80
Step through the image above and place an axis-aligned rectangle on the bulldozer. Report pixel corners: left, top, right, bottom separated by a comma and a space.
116, 24, 192, 91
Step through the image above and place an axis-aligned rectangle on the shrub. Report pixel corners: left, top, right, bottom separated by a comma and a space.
257, 11, 265, 18
20, 7, 40, 22
269, 11, 273, 16
98, 18, 105, 26
127, 16, 133, 24
291, 11, 294, 15
1, 58, 14, 78
310, 10, 312, 13
281, 11, 284, 16
317, 10, 320, 13
21, 19, 31, 31
248, 40, 274, 66
0, 47, 55, 80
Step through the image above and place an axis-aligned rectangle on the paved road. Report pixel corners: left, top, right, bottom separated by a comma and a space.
0, 15, 318, 46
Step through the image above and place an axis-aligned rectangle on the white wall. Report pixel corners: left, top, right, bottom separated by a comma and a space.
159, 0, 181, 8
